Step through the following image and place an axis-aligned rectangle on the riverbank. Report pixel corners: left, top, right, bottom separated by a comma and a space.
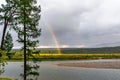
57, 60, 120, 69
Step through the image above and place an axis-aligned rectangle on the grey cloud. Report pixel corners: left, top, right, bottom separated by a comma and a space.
38, 0, 120, 48
1, 0, 120, 48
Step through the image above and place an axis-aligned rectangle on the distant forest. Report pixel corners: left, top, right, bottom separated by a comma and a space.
12, 46, 120, 54
60, 47, 120, 54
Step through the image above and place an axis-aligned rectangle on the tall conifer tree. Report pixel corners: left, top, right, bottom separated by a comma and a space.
12, 0, 41, 79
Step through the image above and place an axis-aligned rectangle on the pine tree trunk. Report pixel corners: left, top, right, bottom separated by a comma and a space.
1, 20, 8, 50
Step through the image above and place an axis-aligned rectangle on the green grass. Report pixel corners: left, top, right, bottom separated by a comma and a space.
36, 53, 120, 60
0, 78, 12, 80
3, 52, 120, 61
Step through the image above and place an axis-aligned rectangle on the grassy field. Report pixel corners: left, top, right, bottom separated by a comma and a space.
6, 47, 120, 60
36, 53, 120, 60
5, 53, 120, 61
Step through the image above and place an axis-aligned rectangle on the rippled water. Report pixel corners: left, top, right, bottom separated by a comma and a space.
1, 59, 120, 80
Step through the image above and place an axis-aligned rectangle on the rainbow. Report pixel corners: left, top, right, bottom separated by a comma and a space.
46, 23, 62, 54
49, 27, 62, 54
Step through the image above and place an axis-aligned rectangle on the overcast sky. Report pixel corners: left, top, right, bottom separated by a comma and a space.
1, 0, 120, 48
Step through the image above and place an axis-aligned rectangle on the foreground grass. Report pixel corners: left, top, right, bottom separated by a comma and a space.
0, 78, 12, 80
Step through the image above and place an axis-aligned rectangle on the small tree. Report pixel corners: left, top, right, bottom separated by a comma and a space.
3, 32, 13, 59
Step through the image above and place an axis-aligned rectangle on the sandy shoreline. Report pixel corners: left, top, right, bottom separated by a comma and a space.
57, 61, 120, 69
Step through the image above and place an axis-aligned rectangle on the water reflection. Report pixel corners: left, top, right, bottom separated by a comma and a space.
0, 62, 40, 80
0, 60, 7, 75
1, 60, 120, 80
0, 62, 23, 79
20, 61, 40, 80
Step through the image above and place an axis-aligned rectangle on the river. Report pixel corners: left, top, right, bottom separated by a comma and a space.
0, 59, 120, 80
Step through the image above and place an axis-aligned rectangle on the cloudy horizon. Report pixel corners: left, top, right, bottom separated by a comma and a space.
1, 0, 120, 48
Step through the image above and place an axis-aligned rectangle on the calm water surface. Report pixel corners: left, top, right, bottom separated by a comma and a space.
0, 59, 120, 80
